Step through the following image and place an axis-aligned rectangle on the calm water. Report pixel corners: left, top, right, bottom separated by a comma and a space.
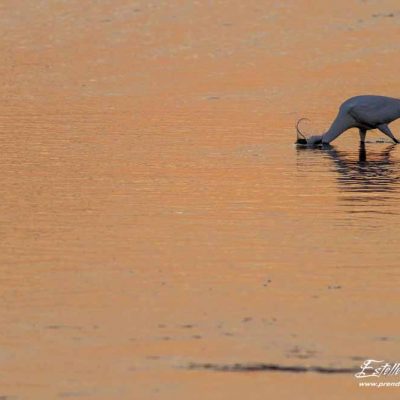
0, 105, 399, 398
1, 0, 400, 398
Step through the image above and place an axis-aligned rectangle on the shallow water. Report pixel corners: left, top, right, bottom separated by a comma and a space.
1, 0, 400, 399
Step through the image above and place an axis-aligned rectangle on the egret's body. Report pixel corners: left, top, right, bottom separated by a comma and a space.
299, 95, 400, 145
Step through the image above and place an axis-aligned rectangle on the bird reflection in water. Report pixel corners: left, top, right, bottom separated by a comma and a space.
296, 143, 400, 219
324, 143, 399, 194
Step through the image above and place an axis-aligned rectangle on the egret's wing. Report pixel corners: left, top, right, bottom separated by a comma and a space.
347, 98, 394, 127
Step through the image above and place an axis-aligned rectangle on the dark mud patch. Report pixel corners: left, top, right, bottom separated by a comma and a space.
186, 362, 358, 374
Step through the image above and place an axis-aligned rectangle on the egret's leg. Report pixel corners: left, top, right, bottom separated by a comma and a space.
378, 124, 399, 144
359, 142, 366, 162
359, 128, 366, 143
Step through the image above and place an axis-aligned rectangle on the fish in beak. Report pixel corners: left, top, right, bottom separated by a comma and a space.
295, 118, 324, 146
295, 118, 309, 145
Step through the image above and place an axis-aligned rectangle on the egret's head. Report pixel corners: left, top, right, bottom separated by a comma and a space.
306, 135, 323, 146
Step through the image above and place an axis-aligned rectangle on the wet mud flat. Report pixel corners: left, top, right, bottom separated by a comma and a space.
1, 0, 400, 399
186, 362, 358, 374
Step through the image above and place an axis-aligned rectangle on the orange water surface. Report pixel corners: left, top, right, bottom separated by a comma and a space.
0, 0, 400, 398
